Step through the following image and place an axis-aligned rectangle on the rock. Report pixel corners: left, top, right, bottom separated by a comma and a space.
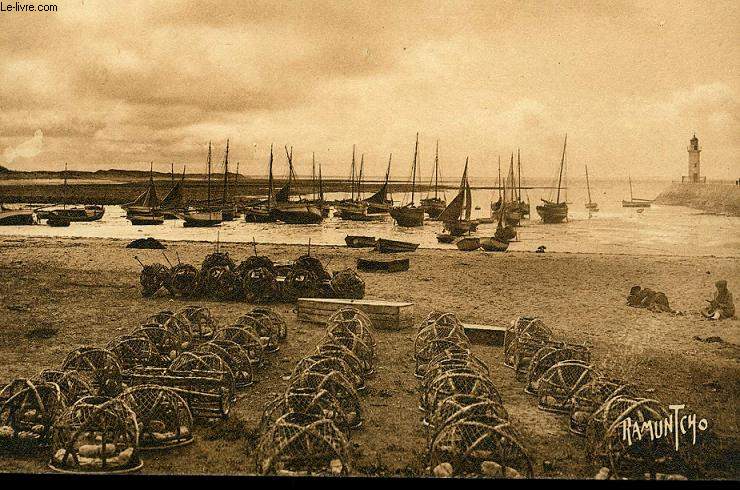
330, 458, 343, 475
0, 426, 15, 438
595, 467, 610, 480
433, 462, 454, 477
503, 467, 523, 479
481, 460, 502, 476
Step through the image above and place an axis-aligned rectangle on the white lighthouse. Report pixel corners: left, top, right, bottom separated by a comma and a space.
685, 134, 704, 183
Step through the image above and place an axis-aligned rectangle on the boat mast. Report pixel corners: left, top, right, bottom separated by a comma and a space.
206, 142, 212, 209
586, 165, 592, 204
497, 156, 502, 201
171, 162, 174, 183
629, 175, 633, 201
267, 144, 273, 211
517, 149, 521, 202
411, 132, 419, 205
318, 162, 324, 201
350, 145, 356, 201
358, 154, 364, 201
434, 140, 439, 199
63, 163, 68, 209
311, 152, 316, 201
463, 157, 471, 221
222, 139, 229, 207
556, 134, 567, 204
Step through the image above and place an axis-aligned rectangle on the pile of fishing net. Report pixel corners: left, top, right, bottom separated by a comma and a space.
255, 307, 375, 476
503, 315, 703, 479
413, 311, 533, 478
136, 249, 366, 304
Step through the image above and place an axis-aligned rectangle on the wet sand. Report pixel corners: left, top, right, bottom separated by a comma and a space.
0, 236, 738, 477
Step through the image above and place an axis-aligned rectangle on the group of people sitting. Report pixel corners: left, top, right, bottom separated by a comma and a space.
627, 280, 735, 320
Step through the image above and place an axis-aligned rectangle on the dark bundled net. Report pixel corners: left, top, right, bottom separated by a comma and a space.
282, 267, 320, 302
194, 340, 255, 389
259, 388, 351, 436
503, 316, 551, 369
242, 267, 280, 303
255, 412, 351, 475
174, 305, 216, 341
202, 266, 243, 301
139, 263, 170, 297
329, 269, 365, 299
213, 325, 265, 367
118, 385, 193, 449
524, 343, 591, 394
49, 396, 142, 473
61, 347, 123, 398
107, 335, 160, 369
569, 377, 634, 436
536, 361, 597, 413
429, 416, 533, 478
585, 396, 688, 479
36, 370, 92, 405
294, 254, 331, 281
200, 251, 236, 272
235, 256, 275, 279
0, 379, 65, 451
166, 264, 199, 299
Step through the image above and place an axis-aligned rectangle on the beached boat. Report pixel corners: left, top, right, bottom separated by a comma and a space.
270, 146, 323, 224
438, 157, 478, 236
480, 236, 509, 252
362, 154, 393, 215
622, 176, 652, 208
0, 205, 34, 226
456, 237, 481, 251
125, 165, 164, 225
357, 257, 409, 273
161, 165, 185, 219
436, 233, 456, 244
390, 133, 424, 227
47, 211, 71, 227
345, 235, 377, 248
336, 147, 371, 221
585, 165, 599, 212
36, 164, 105, 222
536, 134, 569, 224
375, 238, 419, 253
244, 145, 278, 223
421, 140, 446, 219
307, 155, 330, 217
182, 142, 223, 227
219, 139, 237, 221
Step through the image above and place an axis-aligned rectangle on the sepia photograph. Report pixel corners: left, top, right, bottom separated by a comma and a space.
0, 0, 738, 481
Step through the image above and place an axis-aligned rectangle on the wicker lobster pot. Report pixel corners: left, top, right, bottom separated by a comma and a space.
107, 335, 161, 369
288, 370, 362, 429
292, 354, 365, 392
194, 340, 255, 389
426, 393, 509, 432
537, 361, 597, 413
61, 347, 124, 398
569, 377, 634, 436
118, 385, 194, 450
131, 325, 186, 365
524, 343, 591, 395
36, 369, 92, 405
212, 325, 266, 367
0, 379, 65, 452
175, 305, 217, 341
422, 369, 503, 418
503, 316, 551, 369
49, 396, 142, 474
258, 387, 352, 436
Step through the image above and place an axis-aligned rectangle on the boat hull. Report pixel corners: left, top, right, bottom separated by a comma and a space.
128, 214, 165, 226
271, 203, 323, 224
480, 237, 509, 252
375, 238, 419, 254
37, 206, 104, 222
345, 235, 377, 248
585, 203, 599, 211
536, 202, 568, 223
622, 200, 651, 208
389, 206, 425, 227
244, 206, 274, 223
436, 233, 456, 244
0, 209, 35, 226
421, 198, 447, 219
444, 220, 479, 237
47, 211, 71, 227
182, 209, 223, 227
456, 237, 481, 251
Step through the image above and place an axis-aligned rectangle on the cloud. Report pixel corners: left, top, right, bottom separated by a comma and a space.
3, 130, 44, 164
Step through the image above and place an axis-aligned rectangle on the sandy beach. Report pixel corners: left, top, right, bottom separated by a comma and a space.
0, 236, 737, 477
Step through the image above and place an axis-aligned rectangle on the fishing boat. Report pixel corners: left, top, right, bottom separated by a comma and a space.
345, 235, 377, 248
244, 145, 277, 223
336, 148, 378, 221
494, 177, 518, 241
514, 149, 530, 218
181, 142, 223, 227
438, 157, 478, 236
420, 140, 446, 219
219, 139, 238, 221
0, 205, 34, 225
490, 155, 522, 226
307, 154, 330, 217
480, 236, 509, 252
389, 133, 425, 227
161, 165, 185, 219
456, 237, 481, 251
436, 233, 456, 244
125, 164, 164, 225
585, 165, 599, 212
375, 238, 419, 253
622, 176, 652, 208
36, 164, 105, 222
270, 146, 323, 224
46, 211, 71, 227
536, 134, 569, 224
362, 154, 393, 215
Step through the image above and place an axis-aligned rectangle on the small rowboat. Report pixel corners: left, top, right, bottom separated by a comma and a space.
357, 257, 410, 273
436, 233, 456, 244
480, 237, 509, 252
345, 235, 377, 248
456, 237, 480, 251
375, 238, 419, 254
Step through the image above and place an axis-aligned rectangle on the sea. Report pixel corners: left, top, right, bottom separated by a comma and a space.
1, 178, 738, 258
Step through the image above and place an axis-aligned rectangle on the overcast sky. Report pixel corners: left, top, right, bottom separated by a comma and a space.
1, 0, 738, 180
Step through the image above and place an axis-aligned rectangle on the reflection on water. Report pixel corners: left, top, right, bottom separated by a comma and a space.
0, 180, 738, 257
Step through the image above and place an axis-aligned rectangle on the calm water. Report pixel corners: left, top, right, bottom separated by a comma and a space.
1, 179, 738, 257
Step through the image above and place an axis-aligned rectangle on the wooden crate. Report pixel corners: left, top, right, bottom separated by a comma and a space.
296, 298, 414, 331
462, 323, 507, 346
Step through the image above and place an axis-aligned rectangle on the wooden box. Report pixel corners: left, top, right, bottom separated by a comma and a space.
296, 298, 414, 331
462, 323, 507, 346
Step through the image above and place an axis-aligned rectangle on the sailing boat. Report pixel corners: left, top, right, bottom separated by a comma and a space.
363, 153, 393, 214
125, 163, 164, 225
308, 153, 330, 217
502, 153, 522, 227
389, 133, 425, 227
0, 180, 34, 225
37, 163, 105, 222
270, 146, 323, 224
243, 145, 276, 223
220, 139, 237, 221
584, 165, 599, 211
181, 142, 223, 227
515, 149, 530, 218
622, 175, 652, 208
336, 147, 372, 221
161, 165, 185, 219
437, 157, 478, 237
420, 140, 446, 219
536, 134, 569, 223
495, 175, 517, 241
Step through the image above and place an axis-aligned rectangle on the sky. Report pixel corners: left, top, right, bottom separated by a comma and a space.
0, 0, 738, 181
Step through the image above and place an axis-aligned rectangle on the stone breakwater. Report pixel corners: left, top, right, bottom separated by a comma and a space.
655, 183, 740, 216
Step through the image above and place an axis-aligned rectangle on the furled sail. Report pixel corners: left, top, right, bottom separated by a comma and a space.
160, 179, 184, 210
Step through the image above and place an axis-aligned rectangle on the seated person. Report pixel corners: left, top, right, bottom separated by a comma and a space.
702, 280, 735, 320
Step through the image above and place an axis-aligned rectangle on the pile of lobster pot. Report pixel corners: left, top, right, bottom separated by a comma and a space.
504, 316, 701, 480
255, 307, 375, 476
0, 305, 286, 474
139, 251, 365, 303
414, 311, 533, 478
